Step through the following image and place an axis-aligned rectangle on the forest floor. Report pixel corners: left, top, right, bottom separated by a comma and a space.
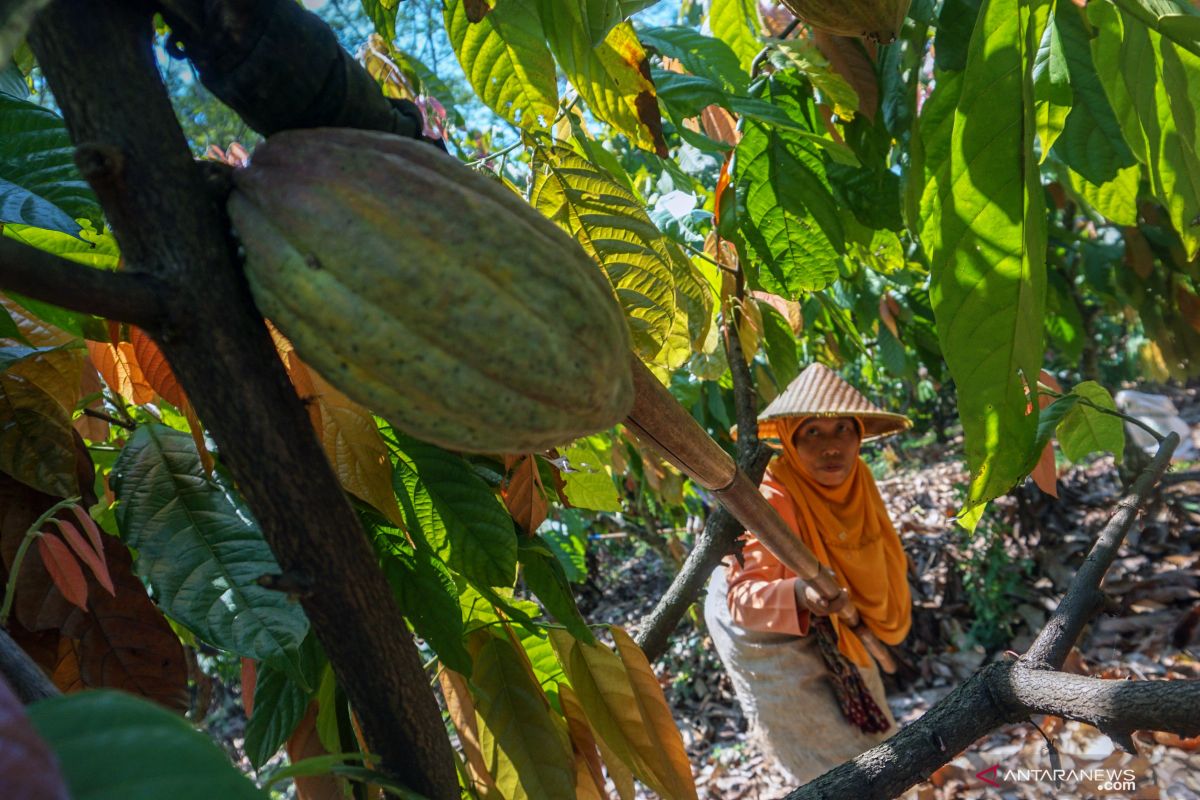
579, 385, 1200, 800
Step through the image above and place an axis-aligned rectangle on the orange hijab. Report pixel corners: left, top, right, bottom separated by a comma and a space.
768, 417, 912, 666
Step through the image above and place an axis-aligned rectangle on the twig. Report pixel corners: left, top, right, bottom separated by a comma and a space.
1023, 433, 1178, 670
81, 407, 136, 431
0, 496, 81, 627
0, 238, 165, 329
749, 18, 803, 78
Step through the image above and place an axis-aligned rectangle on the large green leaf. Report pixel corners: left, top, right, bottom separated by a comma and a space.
244, 661, 309, 769
29, 690, 267, 800
535, 9, 666, 154
923, 0, 1047, 524
360, 0, 398, 42
559, 437, 620, 512
707, 0, 760, 72
1089, 2, 1200, 258
518, 535, 594, 643
1057, 381, 1126, 463
0, 94, 100, 235
445, 0, 558, 130
734, 73, 843, 298
469, 629, 575, 800
1051, 3, 1138, 185
111, 424, 309, 664
1032, 7, 1071, 161
531, 147, 678, 362
0, 372, 77, 497
638, 26, 747, 92
376, 530, 472, 674
1068, 164, 1141, 225
391, 431, 517, 588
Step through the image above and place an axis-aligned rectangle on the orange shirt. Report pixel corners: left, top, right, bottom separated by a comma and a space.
725, 478, 812, 636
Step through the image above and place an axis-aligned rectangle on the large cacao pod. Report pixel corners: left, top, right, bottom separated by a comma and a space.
227, 128, 634, 453
780, 0, 911, 43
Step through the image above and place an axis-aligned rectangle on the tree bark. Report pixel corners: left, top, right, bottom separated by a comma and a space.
25, 2, 456, 795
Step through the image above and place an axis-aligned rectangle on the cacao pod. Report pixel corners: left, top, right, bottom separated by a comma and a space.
227, 128, 634, 453
780, 0, 911, 44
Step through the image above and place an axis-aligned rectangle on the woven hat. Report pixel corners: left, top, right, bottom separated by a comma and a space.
745, 362, 911, 445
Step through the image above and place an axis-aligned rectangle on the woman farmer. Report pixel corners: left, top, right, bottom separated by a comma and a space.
704, 362, 913, 782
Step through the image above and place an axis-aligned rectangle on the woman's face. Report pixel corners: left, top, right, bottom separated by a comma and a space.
791, 416, 862, 486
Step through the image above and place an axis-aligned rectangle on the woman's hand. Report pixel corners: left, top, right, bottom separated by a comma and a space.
794, 580, 849, 617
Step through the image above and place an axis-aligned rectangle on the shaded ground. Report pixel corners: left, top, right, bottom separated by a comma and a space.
582, 389, 1200, 799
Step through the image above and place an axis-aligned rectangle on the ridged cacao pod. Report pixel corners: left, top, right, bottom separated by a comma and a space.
227, 128, 634, 453
780, 0, 911, 43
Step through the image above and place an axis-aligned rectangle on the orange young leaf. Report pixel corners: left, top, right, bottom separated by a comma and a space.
750, 290, 804, 334
879, 293, 901, 340
1030, 369, 1063, 497
85, 340, 153, 406
0, 295, 73, 346
182, 400, 216, 476
813, 31, 879, 121
438, 668, 502, 799
610, 627, 697, 800
46, 517, 114, 596
284, 352, 324, 435
35, 533, 88, 611
700, 104, 739, 146
558, 683, 612, 800
129, 327, 187, 408
502, 455, 548, 534
287, 702, 347, 800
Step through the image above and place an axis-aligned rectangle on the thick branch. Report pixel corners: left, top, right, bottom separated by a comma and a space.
786, 663, 1200, 800
0, 238, 165, 328
724, 308, 759, 460
29, 3, 455, 795
1024, 433, 1179, 669
158, 0, 424, 140
0, 627, 58, 704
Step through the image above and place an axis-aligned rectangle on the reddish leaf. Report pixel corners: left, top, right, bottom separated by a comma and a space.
464, 0, 493, 22
0, 295, 73, 347
700, 105, 739, 146
750, 290, 804, 334
0, 673, 70, 800
502, 455, 548, 534
182, 400, 215, 476
287, 702, 347, 800
36, 533, 88, 611
85, 340, 154, 406
1029, 443, 1058, 498
130, 327, 187, 408
879, 293, 901, 340
1177, 282, 1200, 334
47, 516, 114, 596
241, 658, 257, 717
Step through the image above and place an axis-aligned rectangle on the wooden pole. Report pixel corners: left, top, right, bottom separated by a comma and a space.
625, 357, 897, 673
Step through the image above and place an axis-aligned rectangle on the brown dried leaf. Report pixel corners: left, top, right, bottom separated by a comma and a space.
0, 373, 79, 498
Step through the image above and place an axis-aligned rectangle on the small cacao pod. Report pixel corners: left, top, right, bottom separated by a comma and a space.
227, 128, 634, 453
780, 0, 911, 43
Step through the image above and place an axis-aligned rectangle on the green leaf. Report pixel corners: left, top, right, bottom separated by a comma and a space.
0, 372, 78, 497
535, 10, 666, 154
936, 0, 983, 71
468, 629, 575, 800
923, 0, 1047, 518
514, 626, 567, 706
29, 690, 267, 799
1058, 381, 1126, 463
559, 437, 620, 512
759, 303, 800, 388
638, 26, 747, 92
360, 0, 398, 43
391, 431, 517, 588
0, 343, 66, 373
1032, 9, 1071, 161
531, 147, 677, 361
518, 535, 595, 643
110, 425, 309, 665
735, 74, 843, 298
1052, 3, 1138, 185
1068, 163, 1141, 225
244, 661, 310, 769
0, 94, 101, 235
377, 533, 472, 674
3, 222, 120, 270
445, 0, 558, 130
541, 513, 588, 583
1089, 2, 1200, 258
707, 0, 760, 73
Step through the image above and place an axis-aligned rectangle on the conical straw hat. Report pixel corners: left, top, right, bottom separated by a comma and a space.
743, 362, 911, 445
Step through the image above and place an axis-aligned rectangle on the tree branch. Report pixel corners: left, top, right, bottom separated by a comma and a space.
0, 627, 59, 704
0, 238, 165, 328
1024, 433, 1179, 670
29, 3, 456, 795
